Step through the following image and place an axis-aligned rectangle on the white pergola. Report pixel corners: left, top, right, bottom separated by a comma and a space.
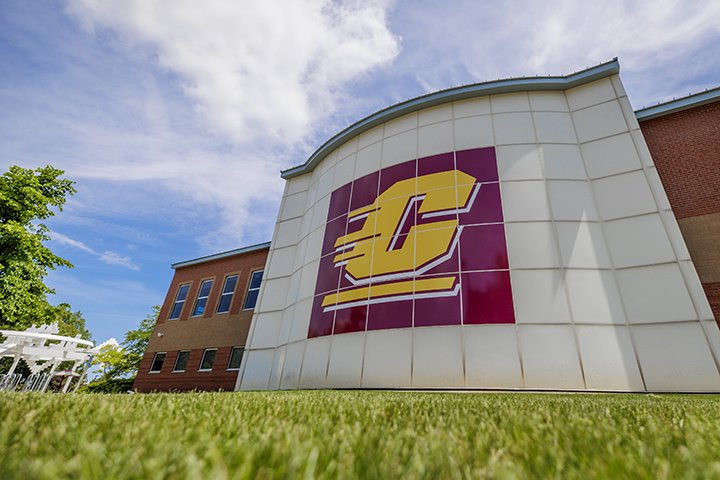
0, 324, 96, 393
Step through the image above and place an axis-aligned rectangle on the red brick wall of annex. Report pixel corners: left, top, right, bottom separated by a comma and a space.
133, 247, 268, 392
640, 100, 720, 325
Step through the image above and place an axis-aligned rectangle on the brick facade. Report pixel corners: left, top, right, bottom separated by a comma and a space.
133, 245, 269, 392
640, 100, 720, 324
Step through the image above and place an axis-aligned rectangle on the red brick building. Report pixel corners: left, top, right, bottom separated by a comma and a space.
637, 87, 720, 325
133, 242, 269, 392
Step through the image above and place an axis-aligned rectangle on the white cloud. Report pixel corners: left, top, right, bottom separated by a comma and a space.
51, 231, 140, 271
98, 251, 140, 271
66, 0, 400, 145
394, 0, 720, 107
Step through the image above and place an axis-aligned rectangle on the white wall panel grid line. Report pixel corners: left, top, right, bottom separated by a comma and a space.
286, 174, 312, 196
573, 101, 630, 145
249, 311, 284, 349
528, 91, 570, 112
499, 181, 552, 222
289, 298, 313, 343
603, 213, 676, 268
609, 75, 628, 98
278, 340, 307, 390
618, 96, 640, 131
361, 329, 412, 388
509, 269, 572, 324
505, 222, 561, 269
592, 170, 657, 221
279, 191, 308, 221
267, 345, 287, 390
357, 125, 384, 150
643, 167, 672, 211
630, 130, 656, 168
382, 129, 418, 168
238, 349, 275, 390
490, 92, 531, 113
412, 326, 465, 388
335, 138, 358, 163
678, 261, 715, 321
418, 103, 453, 126
327, 332, 365, 388
532, 111, 578, 144
555, 222, 612, 269
518, 325, 586, 390
298, 336, 331, 389
496, 144, 544, 181
418, 120, 454, 158
383, 112, 417, 138
463, 325, 524, 388
453, 96, 491, 118
615, 263, 698, 324
566, 78, 617, 111
701, 321, 720, 372
355, 141, 383, 179
492, 112, 536, 145
256, 276, 291, 314
454, 115, 494, 151
580, 135, 643, 183
539, 144, 587, 180
631, 323, 720, 391
576, 325, 644, 391
660, 210, 692, 261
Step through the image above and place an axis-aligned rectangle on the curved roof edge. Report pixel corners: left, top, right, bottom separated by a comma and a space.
172, 241, 271, 270
282, 58, 620, 179
635, 86, 720, 121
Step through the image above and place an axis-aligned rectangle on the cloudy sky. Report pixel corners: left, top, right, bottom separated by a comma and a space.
1, 0, 719, 343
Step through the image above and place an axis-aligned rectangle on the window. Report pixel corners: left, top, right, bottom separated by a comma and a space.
173, 351, 190, 372
191, 280, 214, 317
199, 349, 217, 371
216, 275, 238, 313
149, 352, 166, 373
243, 271, 264, 310
169, 284, 190, 320
227, 347, 244, 370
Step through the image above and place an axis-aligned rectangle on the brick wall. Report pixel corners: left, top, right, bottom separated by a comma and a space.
133, 346, 240, 392
640, 100, 720, 324
133, 247, 268, 392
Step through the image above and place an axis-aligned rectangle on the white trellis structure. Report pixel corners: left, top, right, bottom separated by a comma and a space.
0, 324, 96, 393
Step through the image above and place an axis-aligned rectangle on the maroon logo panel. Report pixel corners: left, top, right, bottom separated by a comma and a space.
308, 147, 514, 338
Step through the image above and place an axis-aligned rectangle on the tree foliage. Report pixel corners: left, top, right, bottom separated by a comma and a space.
0, 165, 76, 330
52, 303, 92, 341
92, 306, 159, 380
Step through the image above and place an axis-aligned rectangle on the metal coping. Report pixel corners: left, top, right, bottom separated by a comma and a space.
171, 241, 271, 269
281, 58, 620, 179
635, 86, 720, 121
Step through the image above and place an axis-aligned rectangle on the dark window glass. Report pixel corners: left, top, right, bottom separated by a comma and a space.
199, 349, 217, 371
216, 275, 238, 313
169, 284, 190, 320
150, 353, 166, 372
192, 280, 214, 316
227, 347, 244, 370
173, 351, 190, 372
243, 271, 264, 310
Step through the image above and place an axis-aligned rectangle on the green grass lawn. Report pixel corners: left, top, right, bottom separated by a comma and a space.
1, 391, 719, 479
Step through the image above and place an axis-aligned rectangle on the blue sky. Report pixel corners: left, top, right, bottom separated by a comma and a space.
1, 0, 719, 344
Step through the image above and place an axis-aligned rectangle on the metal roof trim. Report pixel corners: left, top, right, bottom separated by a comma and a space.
281, 58, 620, 179
171, 241, 271, 269
635, 86, 720, 121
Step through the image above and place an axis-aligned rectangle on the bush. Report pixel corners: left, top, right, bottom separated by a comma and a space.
77, 378, 135, 393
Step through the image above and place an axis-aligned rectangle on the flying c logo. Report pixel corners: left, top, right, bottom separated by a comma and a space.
323, 170, 479, 311
308, 147, 515, 338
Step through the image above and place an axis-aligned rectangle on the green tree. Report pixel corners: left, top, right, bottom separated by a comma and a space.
51, 303, 92, 341
0, 165, 76, 330
91, 306, 159, 380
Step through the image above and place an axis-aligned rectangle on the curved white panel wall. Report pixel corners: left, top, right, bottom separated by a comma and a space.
237, 71, 720, 392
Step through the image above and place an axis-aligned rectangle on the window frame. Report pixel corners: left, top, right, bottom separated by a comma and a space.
191, 279, 214, 317
198, 348, 218, 372
172, 350, 191, 373
149, 352, 167, 373
242, 270, 264, 311
168, 283, 191, 320
215, 274, 239, 314
226, 346, 245, 371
